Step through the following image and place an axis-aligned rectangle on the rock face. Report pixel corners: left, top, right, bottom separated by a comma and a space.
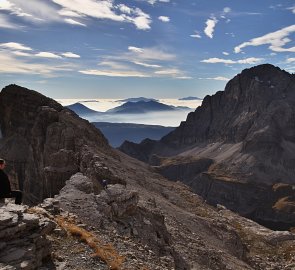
0, 83, 294, 269
119, 64, 295, 229
0, 84, 110, 204
0, 203, 55, 269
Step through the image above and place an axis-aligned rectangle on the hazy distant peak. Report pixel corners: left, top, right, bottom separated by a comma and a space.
179, 96, 202, 100
116, 97, 159, 103
66, 102, 101, 114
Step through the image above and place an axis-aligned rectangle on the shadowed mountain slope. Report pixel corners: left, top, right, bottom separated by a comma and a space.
119, 64, 295, 229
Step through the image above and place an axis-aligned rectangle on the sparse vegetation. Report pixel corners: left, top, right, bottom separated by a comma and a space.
55, 216, 125, 270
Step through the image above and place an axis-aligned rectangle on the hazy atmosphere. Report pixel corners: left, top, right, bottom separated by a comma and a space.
0, 0, 294, 99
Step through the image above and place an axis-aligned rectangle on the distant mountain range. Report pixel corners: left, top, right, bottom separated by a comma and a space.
107, 100, 190, 114
92, 122, 175, 147
179, 96, 202, 100
66, 100, 182, 147
116, 97, 158, 103
67, 100, 191, 116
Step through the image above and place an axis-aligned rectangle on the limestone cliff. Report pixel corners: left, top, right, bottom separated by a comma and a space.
0, 84, 110, 204
119, 64, 295, 229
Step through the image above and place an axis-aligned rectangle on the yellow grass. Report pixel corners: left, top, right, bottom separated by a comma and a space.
55, 216, 125, 270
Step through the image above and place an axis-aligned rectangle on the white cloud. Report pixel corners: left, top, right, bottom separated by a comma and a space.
79, 69, 150, 77
286, 6, 295, 14
190, 33, 201, 39
204, 17, 218, 38
35, 52, 62, 59
128, 46, 144, 53
223, 7, 231, 13
127, 46, 175, 61
286, 58, 295, 63
200, 76, 230, 81
1, 0, 60, 22
0, 42, 32, 51
98, 60, 130, 70
128, 8, 151, 30
201, 57, 264, 64
235, 25, 295, 53
12, 51, 31, 56
117, 4, 131, 14
133, 61, 161, 68
158, 16, 170, 22
64, 18, 86, 26
58, 8, 82, 17
53, 0, 151, 30
148, 0, 170, 5
222, 52, 229, 55
202, 58, 235, 64
62, 52, 80, 58
0, 51, 69, 75
154, 68, 191, 79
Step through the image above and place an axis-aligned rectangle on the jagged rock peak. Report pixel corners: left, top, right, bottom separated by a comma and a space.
0, 84, 111, 204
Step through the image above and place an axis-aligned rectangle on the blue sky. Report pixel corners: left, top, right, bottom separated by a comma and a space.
0, 0, 294, 98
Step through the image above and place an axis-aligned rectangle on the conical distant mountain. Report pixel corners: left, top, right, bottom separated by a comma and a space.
119, 64, 295, 230
66, 102, 102, 115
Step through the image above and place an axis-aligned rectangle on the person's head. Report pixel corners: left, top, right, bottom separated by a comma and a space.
0, 159, 6, 170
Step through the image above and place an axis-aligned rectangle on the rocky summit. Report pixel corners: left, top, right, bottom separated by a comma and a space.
0, 81, 294, 269
119, 64, 295, 230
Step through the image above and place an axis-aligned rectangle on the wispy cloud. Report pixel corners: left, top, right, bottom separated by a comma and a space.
204, 16, 218, 38
1, 0, 152, 30
222, 52, 229, 55
190, 31, 201, 39
235, 25, 295, 53
79, 69, 150, 78
286, 58, 295, 63
35, 52, 62, 59
52, 0, 152, 30
147, 0, 170, 5
0, 13, 19, 29
158, 16, 170, 22
201, 57, 264, 64
62, 52, 80, 58
133, 61, 161, 68
0, 51, 70, 75
0, 42, 32, 51
223, 7, 231, 14
155, 68, 192, 79
81, 46, 187, 79
199, 76, 230, 81
287, 6, 295, 14
1, 0, 60, 22
126, 46, 176, 61
64, 18, 86, 26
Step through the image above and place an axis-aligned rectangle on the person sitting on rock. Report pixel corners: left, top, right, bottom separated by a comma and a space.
0, 159, 22, 204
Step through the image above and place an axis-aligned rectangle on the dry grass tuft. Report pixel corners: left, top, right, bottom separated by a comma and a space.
55, 216, 125, 270
273, 196, 295, 211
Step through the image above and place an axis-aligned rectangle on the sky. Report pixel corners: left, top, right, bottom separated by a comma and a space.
0, 0, 294, 99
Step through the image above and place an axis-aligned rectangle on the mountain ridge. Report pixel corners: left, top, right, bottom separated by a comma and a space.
119, 64, 295, 229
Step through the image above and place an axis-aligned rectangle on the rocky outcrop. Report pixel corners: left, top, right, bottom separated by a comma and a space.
0, 84, 111, 204
44, 172, 295, 270
55, 173, 188, 269
0, 203, 55, 269
119, 64, 295, 229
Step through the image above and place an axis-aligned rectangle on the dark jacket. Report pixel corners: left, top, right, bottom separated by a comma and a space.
0, 169, 11, 197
